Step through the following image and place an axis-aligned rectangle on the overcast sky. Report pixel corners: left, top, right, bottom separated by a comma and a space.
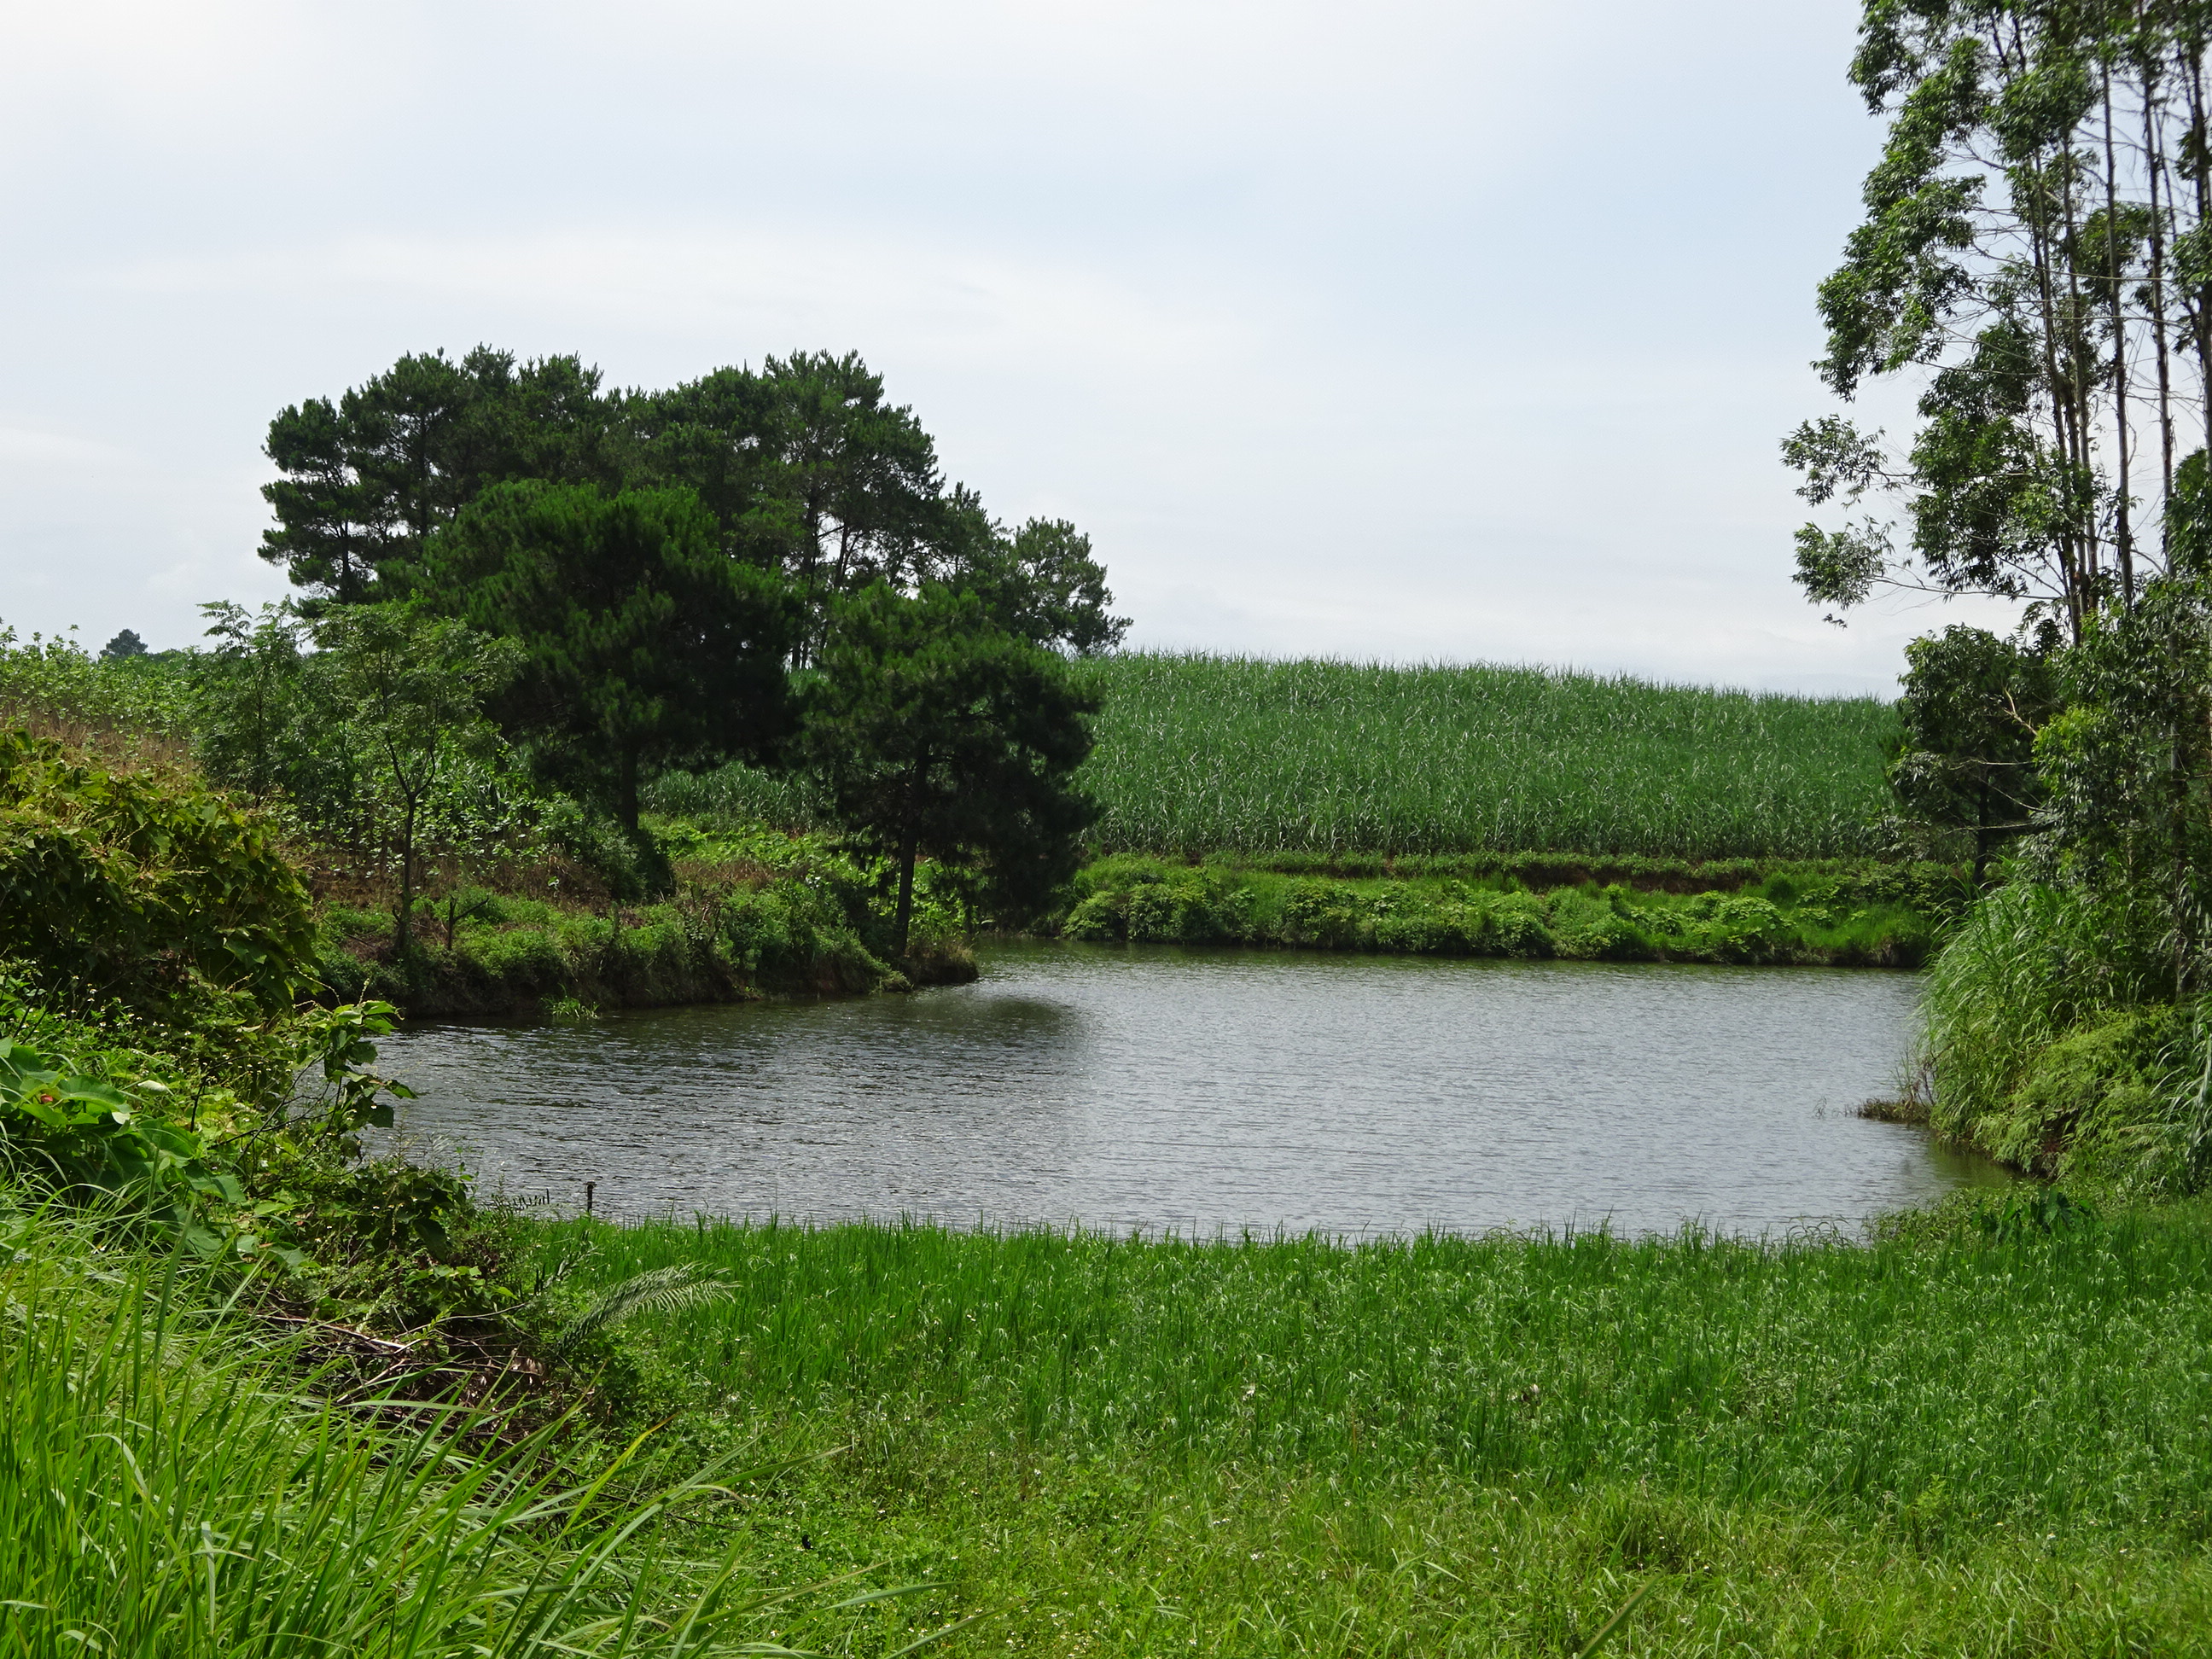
1, 0, 1998, 693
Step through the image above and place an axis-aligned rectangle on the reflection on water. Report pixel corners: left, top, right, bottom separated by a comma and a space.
379, 942, 2006, 1238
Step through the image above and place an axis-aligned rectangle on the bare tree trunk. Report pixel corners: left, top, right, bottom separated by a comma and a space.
2145, 62, 2179, 542
395, 793, 420, 960
890, 759, 926, 960
2106, 63, 2137, 605
2028, 215, 2091, 639
2183, 46, 2212, 416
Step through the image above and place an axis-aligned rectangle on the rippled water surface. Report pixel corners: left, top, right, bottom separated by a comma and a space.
380, 943, 2002, 1237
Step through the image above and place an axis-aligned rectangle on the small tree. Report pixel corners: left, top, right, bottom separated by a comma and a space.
198, 602, 320, 803
98, 629, 147, 661
1890, 622, 2059, 880
802, 583, 1099, 958
316, 605, 516, 958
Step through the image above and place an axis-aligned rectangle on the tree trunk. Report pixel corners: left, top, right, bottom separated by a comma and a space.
2145, 74, 2178, 538
890, 760, 925, 960
619, 745, 640, 835
891, 825, 920, 962
2104, 65, 2135, 605
394, 794, 420, 960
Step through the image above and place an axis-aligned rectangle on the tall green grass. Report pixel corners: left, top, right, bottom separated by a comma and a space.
547, 1211, 2212, 1534
0, 1202, 920, 1656
1072, 655, 1897, 859
519, 1211, 2212, 1655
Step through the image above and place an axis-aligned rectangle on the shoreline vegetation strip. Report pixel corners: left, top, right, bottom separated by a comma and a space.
319, 845, 1954, 1022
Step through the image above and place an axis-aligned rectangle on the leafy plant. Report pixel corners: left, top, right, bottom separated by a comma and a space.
0, 1034, 241, 1239
0, 729, 315, 1026
552, 1261, 738, 1358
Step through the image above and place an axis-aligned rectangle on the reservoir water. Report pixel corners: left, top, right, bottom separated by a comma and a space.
379, 942, 2004, 1238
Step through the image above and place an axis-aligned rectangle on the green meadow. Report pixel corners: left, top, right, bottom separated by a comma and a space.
24, 1191, 2212, 1656
504, 1203, 2212, 1655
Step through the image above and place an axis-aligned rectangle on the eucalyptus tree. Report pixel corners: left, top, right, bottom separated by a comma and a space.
1789, 0, 2212, 640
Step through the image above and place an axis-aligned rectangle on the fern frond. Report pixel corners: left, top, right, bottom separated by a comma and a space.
553, 1263, 736, 1355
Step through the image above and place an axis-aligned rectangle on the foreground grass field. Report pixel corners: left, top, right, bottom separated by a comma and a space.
19, 1185, 2212, 1655
653, 655, 1899, 862
517, 1203, 2212, 1656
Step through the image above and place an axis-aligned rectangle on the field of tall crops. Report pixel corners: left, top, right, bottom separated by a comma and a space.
1070, 654, 1897, 859
649, 653, 1901, 860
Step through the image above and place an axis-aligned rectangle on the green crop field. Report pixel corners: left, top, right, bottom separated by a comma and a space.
653, 655, 1900, 861
1071, 654, 1899, 860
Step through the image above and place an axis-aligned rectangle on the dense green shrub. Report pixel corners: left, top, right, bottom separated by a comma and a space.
0, 731, 315, 1029
1055, 858, 1932, 967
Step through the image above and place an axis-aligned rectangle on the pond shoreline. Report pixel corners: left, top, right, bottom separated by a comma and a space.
382, 943, 1984, 1239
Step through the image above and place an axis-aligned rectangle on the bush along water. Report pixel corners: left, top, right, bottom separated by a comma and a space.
1907, 552, 2212, 1191
314, 819, 979, 1018
1053, 855, 1954, 967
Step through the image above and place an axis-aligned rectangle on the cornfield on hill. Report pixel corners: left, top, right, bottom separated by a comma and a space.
1070, 653, 1897, 859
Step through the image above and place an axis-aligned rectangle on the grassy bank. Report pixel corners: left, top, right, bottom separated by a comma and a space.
651, 653, 1902, 863
310, 824, 978, 1020
1054, 855, 1958, 966
0, 1201, 958, 1656
506, 1203, 2212, 1654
